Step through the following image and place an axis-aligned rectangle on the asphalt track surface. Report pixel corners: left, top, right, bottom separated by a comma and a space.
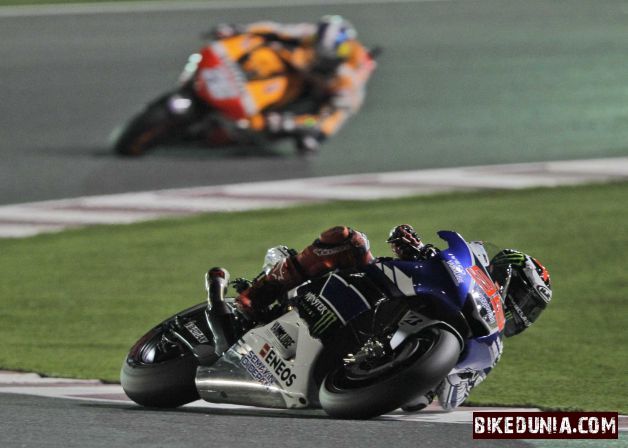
2, 0, 628, 205
1, 393, 539, 448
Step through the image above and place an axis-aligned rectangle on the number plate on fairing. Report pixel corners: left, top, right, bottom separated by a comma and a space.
199, 66, 240, 100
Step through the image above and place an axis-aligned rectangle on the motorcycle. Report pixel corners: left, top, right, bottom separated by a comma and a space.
112, 34, 377, 156
120, 231, 505, 419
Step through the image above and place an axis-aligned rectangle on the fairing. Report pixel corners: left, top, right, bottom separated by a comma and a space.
371, 231, 505, 373
197, 231, 505, 409
192, 35, 293, 121
195, 310, 323, 409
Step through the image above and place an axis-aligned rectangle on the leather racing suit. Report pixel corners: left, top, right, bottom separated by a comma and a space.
211, 21, 376, 147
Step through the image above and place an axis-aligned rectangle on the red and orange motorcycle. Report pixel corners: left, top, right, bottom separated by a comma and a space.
112, 34, 377, 156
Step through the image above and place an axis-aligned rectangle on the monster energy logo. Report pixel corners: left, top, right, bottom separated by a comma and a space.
311, 311, 338, 335
302, 292, 338, 336
492, 250, 526, 267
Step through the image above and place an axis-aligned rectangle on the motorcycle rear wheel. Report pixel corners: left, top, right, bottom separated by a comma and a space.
319, 327, 461, 419
120, 303, 209, 408
113, 92, 200, 156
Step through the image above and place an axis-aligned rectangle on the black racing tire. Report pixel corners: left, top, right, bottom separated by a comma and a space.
120, 303, 207, 408
113, 92, 199, 156
319, 327, 461, 419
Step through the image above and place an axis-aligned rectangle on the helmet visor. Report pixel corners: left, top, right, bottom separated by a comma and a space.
506, 275, 548, 327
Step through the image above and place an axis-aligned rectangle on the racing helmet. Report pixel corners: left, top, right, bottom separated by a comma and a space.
386, 224, 424, 260
489, 249, 552, 337
313, 15, 357, 73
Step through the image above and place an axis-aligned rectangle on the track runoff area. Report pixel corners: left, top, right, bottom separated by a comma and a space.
0, 157, 626, 238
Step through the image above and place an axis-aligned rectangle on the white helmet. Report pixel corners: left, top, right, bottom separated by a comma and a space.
313, 15, 357, 72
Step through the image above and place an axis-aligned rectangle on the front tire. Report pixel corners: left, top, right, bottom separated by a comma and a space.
319, 327, 461, 419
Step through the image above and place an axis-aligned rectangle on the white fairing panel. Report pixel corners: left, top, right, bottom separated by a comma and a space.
469, 241, 490, 268
196, 310, 323, 409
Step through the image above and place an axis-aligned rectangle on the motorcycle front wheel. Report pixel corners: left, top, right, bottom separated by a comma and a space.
120, 303, 210, 408
319, 327, 461, 419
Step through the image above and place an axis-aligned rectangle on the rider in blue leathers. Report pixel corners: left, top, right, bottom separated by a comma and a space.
235, 224, 552, 411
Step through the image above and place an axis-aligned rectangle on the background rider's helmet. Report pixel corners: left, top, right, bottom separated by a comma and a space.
313, 15, 357, 74
386, 224, 424, 260
489, 249, 552, 337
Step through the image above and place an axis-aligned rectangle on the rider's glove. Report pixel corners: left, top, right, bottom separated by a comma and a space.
232, 277, 252, 294
419, 244, 439, 259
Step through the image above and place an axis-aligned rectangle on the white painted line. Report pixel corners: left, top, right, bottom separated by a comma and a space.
0, 223, 69, 238
0, 0, 450, 18
0, 206, 160, 225
1, 157, 626, 239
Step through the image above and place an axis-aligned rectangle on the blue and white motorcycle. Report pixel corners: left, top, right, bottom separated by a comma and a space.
121, 231, 505, 419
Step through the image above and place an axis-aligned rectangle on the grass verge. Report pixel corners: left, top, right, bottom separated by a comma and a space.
0, 182, 626, 413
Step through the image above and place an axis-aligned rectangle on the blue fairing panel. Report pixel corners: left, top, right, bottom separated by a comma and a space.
437, 231, 475, 307
319, 274, 371, 325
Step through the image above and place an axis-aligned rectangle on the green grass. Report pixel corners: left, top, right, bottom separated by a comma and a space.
1, 182, 626, 413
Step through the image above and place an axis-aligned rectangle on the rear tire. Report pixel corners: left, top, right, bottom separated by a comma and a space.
113, 92, 200, 156
319, 327, 460, 419
120, 303, 208, 408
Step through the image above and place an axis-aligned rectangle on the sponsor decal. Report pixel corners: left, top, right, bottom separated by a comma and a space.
302, 292, 339, 336
473, 292, 496, 325
467, 265, 498, 297
490, 295, 505, 330
492, 251, 526, 267
183, 321, 209, 344
473, 412, 619, 440
312, 244, 350, 257
509, 299, 531, 327
446, 256, 466, 285
270, 322, 295, 349
199, 67, 240, 100
467, 265, 505, 331
536, 285, 552, 302
240, 351, 275, 386
259, 343, 297, 387
267, 259, 287, 282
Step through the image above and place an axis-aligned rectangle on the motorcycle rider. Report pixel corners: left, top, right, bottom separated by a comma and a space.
209, 15, 376, 152
234, 224, 552, 411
